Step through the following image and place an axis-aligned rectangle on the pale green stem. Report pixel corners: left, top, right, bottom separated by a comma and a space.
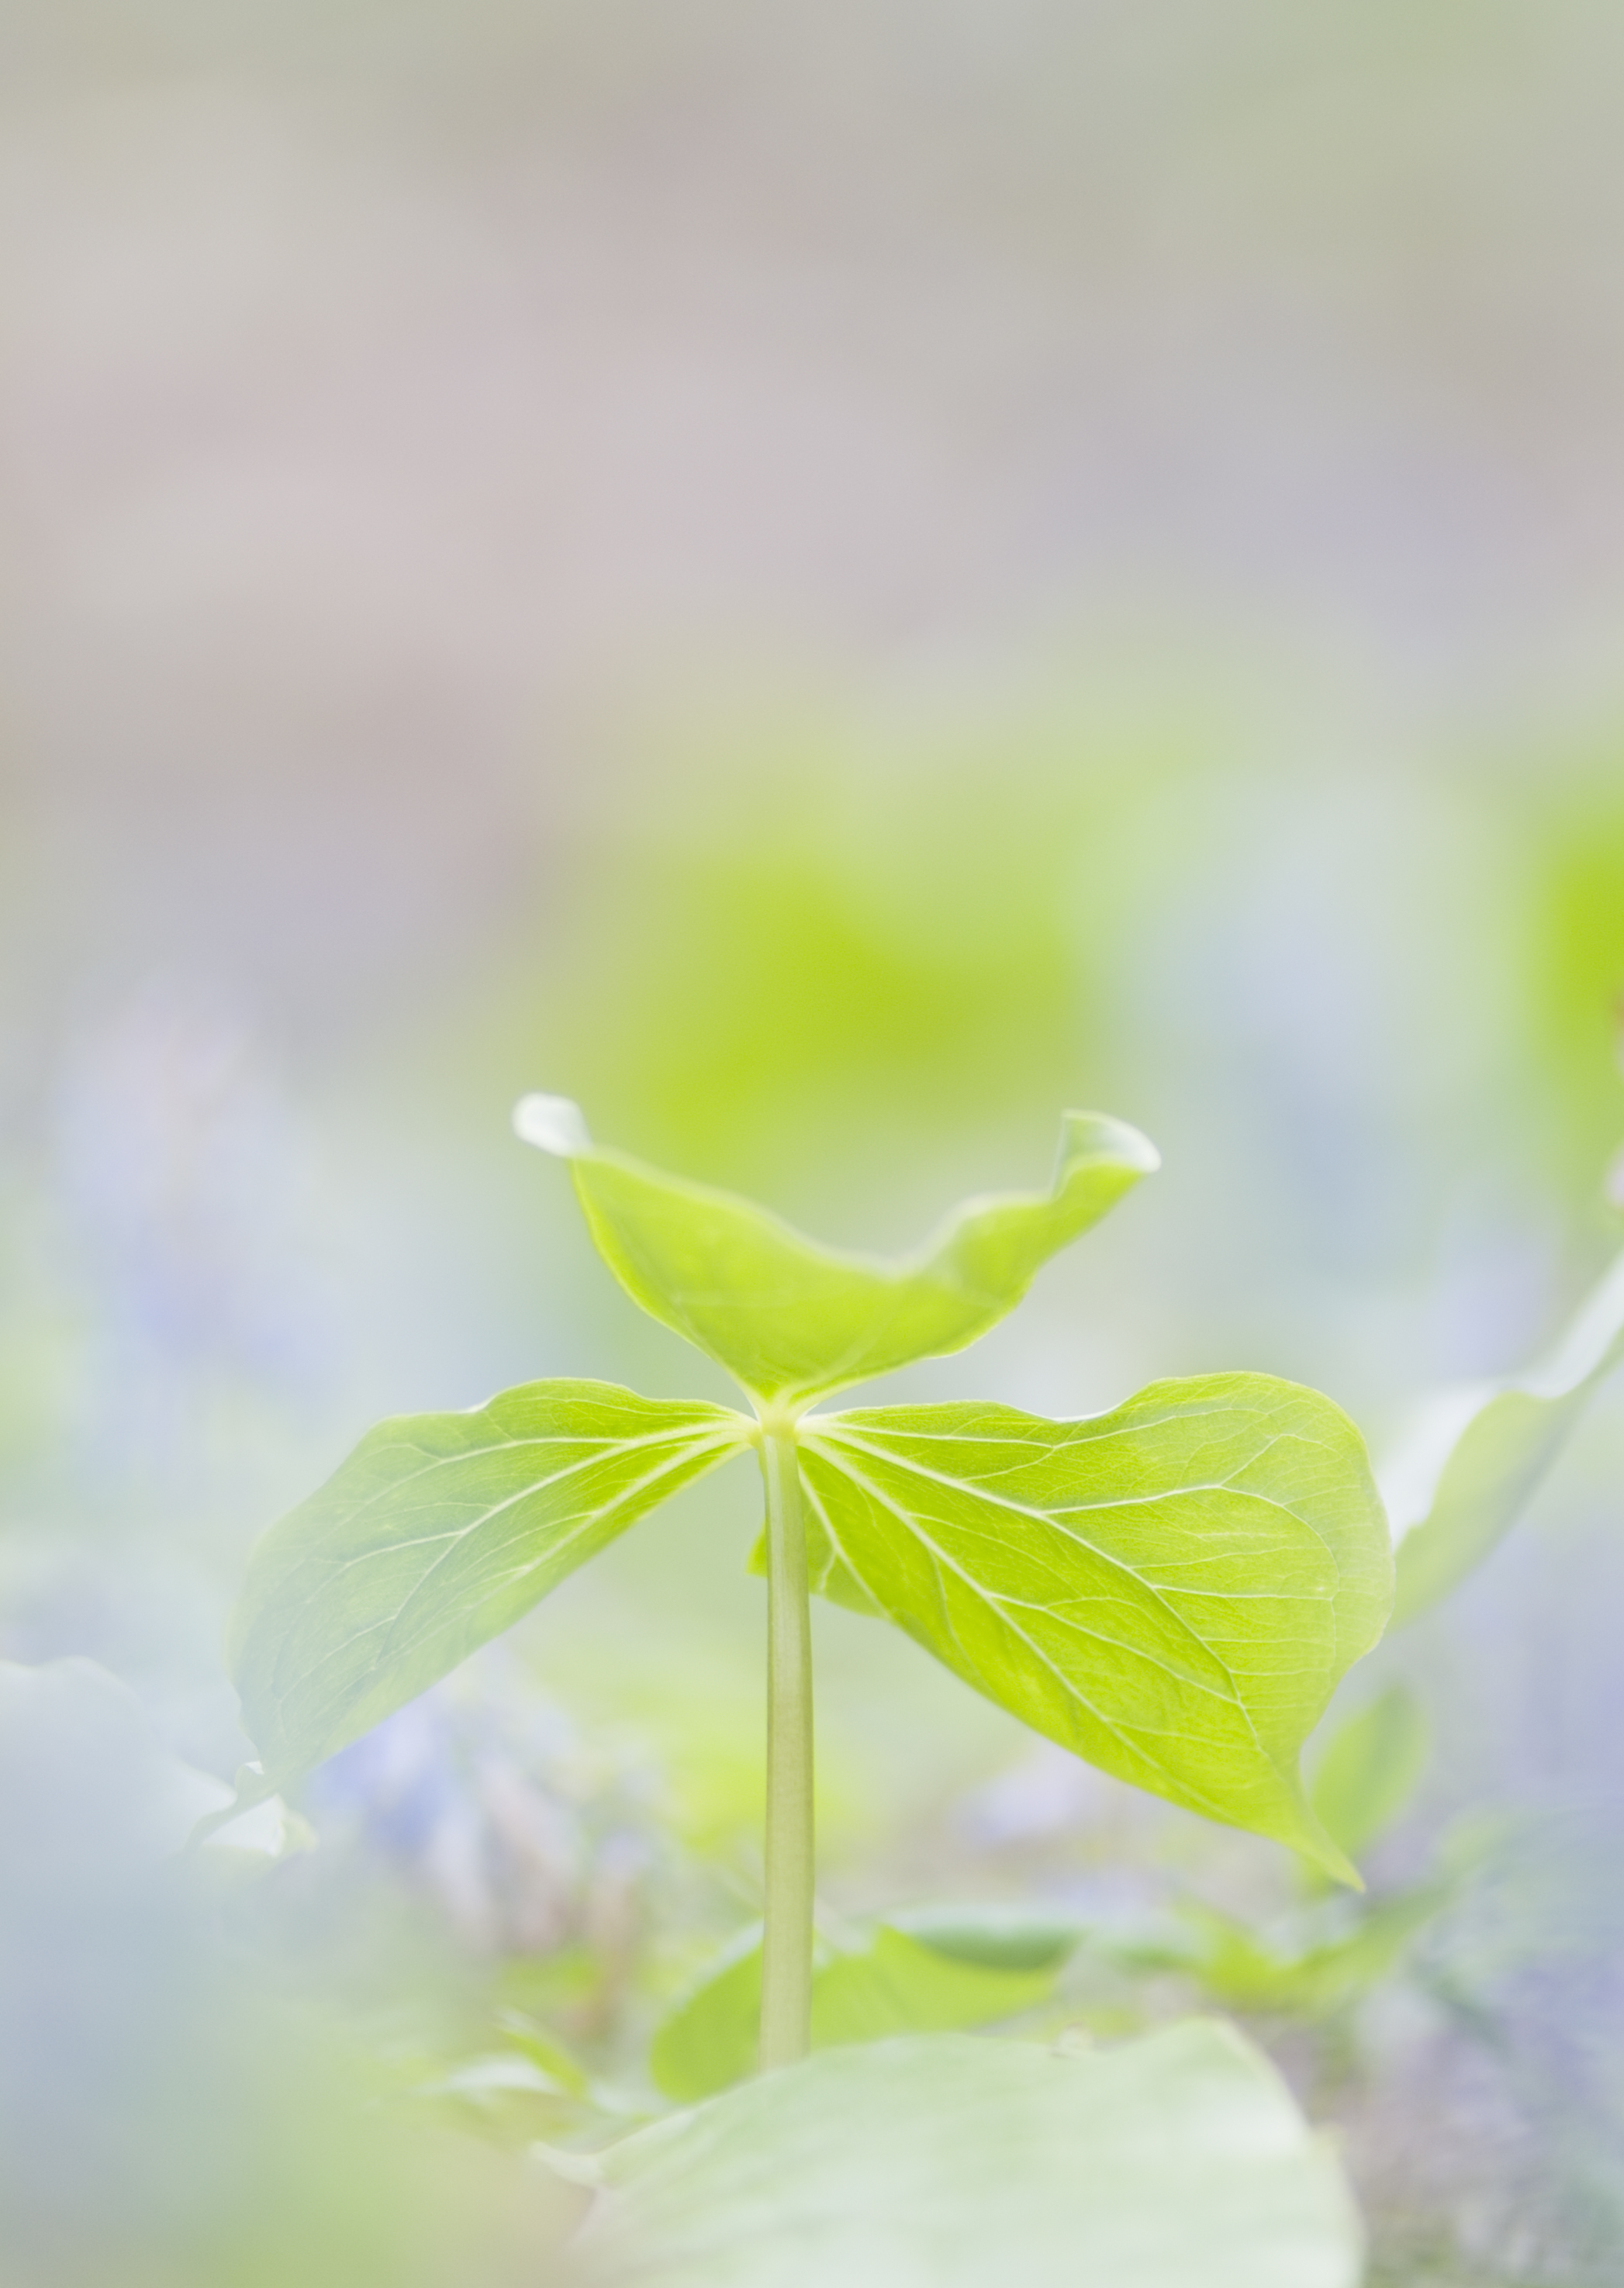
758, 1426, 814, 2072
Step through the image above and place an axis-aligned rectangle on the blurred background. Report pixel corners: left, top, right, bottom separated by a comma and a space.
4, 4, 1624, 2283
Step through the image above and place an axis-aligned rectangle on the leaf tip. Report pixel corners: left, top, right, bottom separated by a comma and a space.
1059, 1109, 1162, 1179
1282, 1770, 1366, 1890
1302, 1834, 1365, 1893
513, 1093, 593, 1158
185, 1761, 276, 1852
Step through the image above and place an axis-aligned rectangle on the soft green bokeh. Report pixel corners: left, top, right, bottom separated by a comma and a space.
651, 1919, 1059, 2103
1309, 1685, 1430, 1870
1121, 1889, 1452, 2025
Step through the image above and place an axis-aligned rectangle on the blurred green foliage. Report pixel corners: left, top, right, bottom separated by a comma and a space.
1527, 778, 1624, 1201
1310, 1687, 1431, 1872
486, 794, 1093, 1197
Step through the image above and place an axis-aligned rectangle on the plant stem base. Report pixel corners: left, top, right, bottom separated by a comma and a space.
758, 1426, 814, 2071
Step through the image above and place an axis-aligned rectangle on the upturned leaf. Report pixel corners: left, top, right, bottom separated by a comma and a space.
228, 1381, 752, 1789
651, 1921, 1059, 2103
513, 1094, 1159, 1408
584, 2022, 1364, 2288
758, 1379, 1391, 1882
1383, 1248, 1624, 1624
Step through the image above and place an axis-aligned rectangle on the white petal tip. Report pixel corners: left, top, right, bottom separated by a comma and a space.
1060, 1111, 1161, 1174
513, 1093, 593, 1157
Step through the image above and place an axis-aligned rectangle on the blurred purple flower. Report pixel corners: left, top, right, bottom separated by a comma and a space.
56, 977, 327, 1384
308, 1657, 661, 1958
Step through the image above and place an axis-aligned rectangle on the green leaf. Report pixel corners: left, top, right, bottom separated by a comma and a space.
1384, 1248, 1624, 1624
1119, 1888, 1450, 2021
1309, 1685, 1429, 1868
881, 1902, 1083, 1974
492, 2015, 592, 2100
651, 1921, 1059, 2103
780, 1378, 1391, 1883
228, 1380, 752, 1788
513, 1094, 1159, 1409
589, 2024, 1364, 2288
651, 1924, 779, 2103
811, 1925, 1054, 2045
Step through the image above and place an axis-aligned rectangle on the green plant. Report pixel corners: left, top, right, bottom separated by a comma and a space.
206, 1100, 1432, 2279
227, 1097, 1391, 2064
1130, 1249, 1624, 2050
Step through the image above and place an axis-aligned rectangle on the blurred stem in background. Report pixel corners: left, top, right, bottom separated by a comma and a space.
758, 1426, 814, 2069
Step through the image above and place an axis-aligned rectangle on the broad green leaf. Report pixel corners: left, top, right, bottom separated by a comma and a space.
777, 1378, 1391, 1883
651, 1921, 1058, 2103
586, 2023, 1364, 2288
1308, 1685, 1429, 1868
228, 1380, 751, 1789
513, 1093, 1159, 1408
1384, 1247, 1624, 1624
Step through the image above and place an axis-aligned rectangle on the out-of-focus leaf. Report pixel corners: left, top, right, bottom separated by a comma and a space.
881, 1902, 1083, 1974
1425, 1805, 1624, 1996
229, 1381, 751, 1789
589, 2023, 1364, 2288
1, 1668, 584, 2286
513, 1094, 1158, 1408
814, 1927, 1055, 2046
776, 1381, 1391, 1883
1384, 1249, 1624, 1623
1308, 1685, 1430, 1869
651, 1925, 780, 2103
650, 1923, 1057, 2103
492, 2014, 592, 2100
401, 2041, 608, 2151
1121, 1889, 1450, 2021
413, 2053, 574, 2103
0, 1656, 228, 1867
